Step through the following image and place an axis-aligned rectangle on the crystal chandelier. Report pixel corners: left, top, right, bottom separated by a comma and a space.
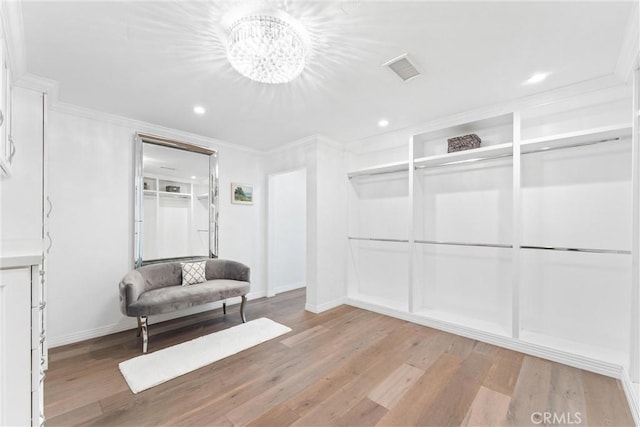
227, 12, 308, 84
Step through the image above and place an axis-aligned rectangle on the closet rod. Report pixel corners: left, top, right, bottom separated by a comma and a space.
521, 245, 631, 255
348, 237, 409, 243
521, 136, 624, 156
415, 240, 512, 249
414, 152, 513, 170
348, 168, 408, 179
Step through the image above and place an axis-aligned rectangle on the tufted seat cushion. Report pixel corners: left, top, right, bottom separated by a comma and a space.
127, 279, 251, 316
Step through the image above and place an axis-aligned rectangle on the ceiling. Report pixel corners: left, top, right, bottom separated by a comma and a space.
21, 1, 634, 150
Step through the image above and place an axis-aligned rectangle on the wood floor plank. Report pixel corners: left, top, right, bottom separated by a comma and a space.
46, 401, 103, 427
483, 347, 525, 396
376, 353, 463, 426
445, 334, 477, 359
507, 356, 553, 425
405, 328, 456, 371
412, 349, 494, 426
583, 370, 634, 426
335, 398, 388, 427
461, 385, 511, 427
45, 363, 129, 419
368, 363, 425, 410
43, 290, 635, 427
547, 363, 587, 425
473, 340, 500, 357
246, 405, 300, 427
280, 324, 329, 347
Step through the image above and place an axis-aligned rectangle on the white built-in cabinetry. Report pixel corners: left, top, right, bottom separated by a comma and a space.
347, 97, 635, 376
0, 256, 45, 426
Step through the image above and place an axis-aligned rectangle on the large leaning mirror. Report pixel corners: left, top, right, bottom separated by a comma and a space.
134, 133, 219, 267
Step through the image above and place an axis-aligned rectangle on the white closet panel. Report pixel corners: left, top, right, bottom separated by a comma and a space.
520, 249, 630, 367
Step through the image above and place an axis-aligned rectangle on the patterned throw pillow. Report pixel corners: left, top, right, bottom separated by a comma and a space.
181, 261, 206, 286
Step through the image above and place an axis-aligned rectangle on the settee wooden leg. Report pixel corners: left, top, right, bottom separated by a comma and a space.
136, 316, 142, 337
240, 295, 247, 323
140, 316, 148, 353
223, 302, 226, 315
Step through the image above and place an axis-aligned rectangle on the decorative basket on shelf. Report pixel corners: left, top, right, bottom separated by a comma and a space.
447, 134, 481, 153
165, 185, 180, 193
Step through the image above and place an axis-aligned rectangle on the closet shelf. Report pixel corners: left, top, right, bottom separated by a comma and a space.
347, 161, 409, 178
414, 142, 513, 169
521, 245, 630, 255
348, 236, 409, 243
520, 123, 631, 154
144, 190, 192, 198
415, 240, 512, 249
197, 193, 209, 200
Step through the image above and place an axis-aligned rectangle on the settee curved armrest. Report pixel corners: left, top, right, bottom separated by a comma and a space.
206, 259, 251, 282
119, 269, 145, 316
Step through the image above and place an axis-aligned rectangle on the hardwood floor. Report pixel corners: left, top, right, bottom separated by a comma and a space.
45, 289, 634, 426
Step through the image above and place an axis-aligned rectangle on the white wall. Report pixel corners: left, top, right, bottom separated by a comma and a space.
315, 142, 348, 310
268, 168, 306, 295
45, 106, 266, 346
264, 136, 348, 313
0, 87, 43, 255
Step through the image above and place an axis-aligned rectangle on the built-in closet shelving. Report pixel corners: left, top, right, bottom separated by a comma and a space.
347, 98, 636, 376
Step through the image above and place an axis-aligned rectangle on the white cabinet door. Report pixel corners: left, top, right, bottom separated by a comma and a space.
0, 267, 32, 426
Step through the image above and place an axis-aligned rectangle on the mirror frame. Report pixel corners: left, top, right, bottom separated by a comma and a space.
134, 132, 219, 267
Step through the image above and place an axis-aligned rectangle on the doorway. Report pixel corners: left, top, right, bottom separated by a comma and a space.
267, 168, 307, 297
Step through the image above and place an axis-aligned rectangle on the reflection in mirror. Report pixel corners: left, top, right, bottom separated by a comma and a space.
134, 133, 218, 266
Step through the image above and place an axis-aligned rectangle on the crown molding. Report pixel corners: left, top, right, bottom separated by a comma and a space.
265, 134, 321, 155
614, 1, 639, 83
0, 0, 27, 79
316, 135, 345, 151
50, 101, 262, 155
265, 133, 346, 156
14, 73, 59, 104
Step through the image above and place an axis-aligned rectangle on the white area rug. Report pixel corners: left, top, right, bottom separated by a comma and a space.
119, 317, 291, 393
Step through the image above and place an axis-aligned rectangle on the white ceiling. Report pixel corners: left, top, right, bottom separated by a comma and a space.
21, 1, 633, 150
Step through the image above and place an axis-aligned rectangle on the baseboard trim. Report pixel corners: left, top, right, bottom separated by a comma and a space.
275, 282, 306, 295
48, 320, 137, 348
305, 297, 346, 314
620, 369, 640, 426
48, 291, 268, 348
344, 297, 624, 379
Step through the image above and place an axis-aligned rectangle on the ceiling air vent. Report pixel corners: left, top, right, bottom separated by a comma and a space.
383, 54, 421, 82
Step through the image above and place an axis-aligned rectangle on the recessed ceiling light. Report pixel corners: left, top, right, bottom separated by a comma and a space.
191, 176, 197, 179
523, 72, 550, 85
378, 119, 389, 127
193, 106, 206, 115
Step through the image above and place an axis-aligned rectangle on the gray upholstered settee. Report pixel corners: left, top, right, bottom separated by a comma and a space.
119, 259, 250, 353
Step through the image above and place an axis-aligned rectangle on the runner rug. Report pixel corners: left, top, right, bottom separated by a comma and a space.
119, 317, 291, 393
